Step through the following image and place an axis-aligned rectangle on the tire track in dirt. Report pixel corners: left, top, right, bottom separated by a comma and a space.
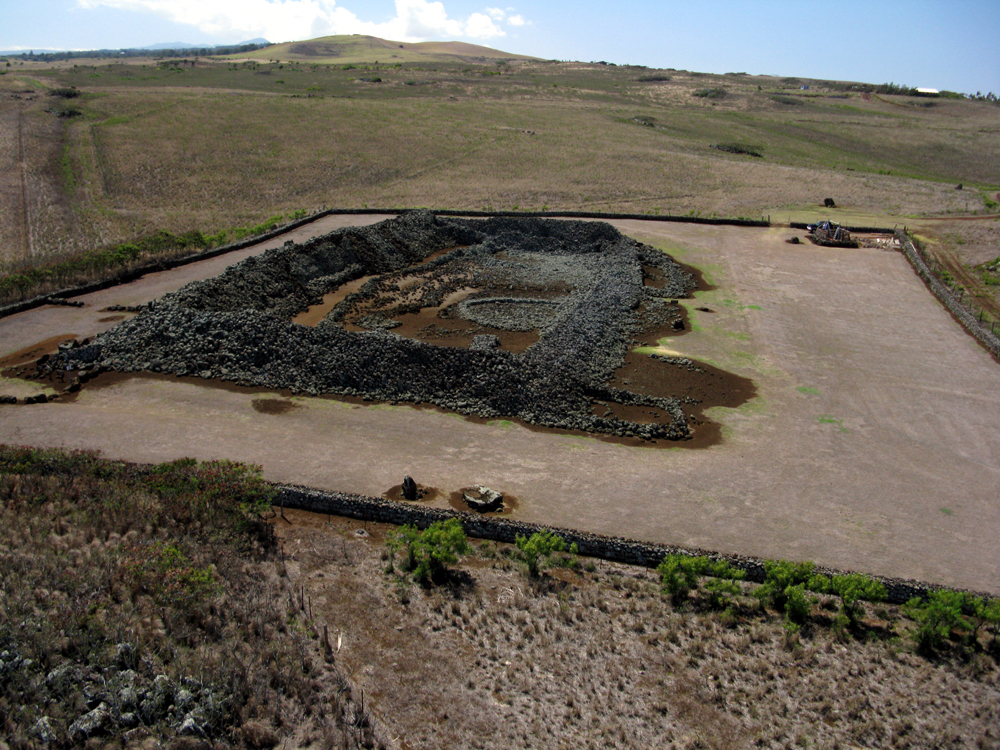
923, 229, 1000, 322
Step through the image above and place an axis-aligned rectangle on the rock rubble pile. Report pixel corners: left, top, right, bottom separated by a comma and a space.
55, 212, 699, 440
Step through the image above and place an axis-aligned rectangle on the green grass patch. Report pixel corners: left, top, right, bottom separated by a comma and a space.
818, 415, 849, 432
796, 386, 819, 395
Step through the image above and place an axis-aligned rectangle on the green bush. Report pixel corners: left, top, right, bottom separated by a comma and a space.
388, 519, 471, 584
906, 590, 970, 653
703, 578, 742, 610
514, 531, 578, 577
831, 573, 886, 622
693, 87, 726, 99
807, 573, 832, 593
657, 554, 743, 602
756, 559, 816, 610
784, 584, 813, 624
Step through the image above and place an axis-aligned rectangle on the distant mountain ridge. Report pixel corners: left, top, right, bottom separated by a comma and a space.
0, 39, 271, 58
143, 39, 270, 50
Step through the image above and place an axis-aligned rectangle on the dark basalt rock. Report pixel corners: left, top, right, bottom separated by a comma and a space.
402, 475, 418, 501
52, 212, 699, 442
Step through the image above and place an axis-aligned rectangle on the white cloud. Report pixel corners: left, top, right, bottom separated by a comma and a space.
465, 12, 504, 38
507, 14, 525, 26
74, 0, 519, 43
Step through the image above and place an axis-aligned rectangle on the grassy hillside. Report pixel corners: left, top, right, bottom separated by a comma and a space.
0, 45, 998, 280
238, 34, 542, 65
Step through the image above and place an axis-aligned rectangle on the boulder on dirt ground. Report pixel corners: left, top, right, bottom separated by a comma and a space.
402, 475, 418, 501
463, 485, 504, 512
823, 197, 836, 207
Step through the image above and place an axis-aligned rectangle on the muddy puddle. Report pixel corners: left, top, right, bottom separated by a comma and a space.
251, 397, 299, 415
292, 275, 376, 326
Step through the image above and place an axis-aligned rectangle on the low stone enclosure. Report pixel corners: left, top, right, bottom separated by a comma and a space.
53, 212, 725, 442
277, 483, 953, 605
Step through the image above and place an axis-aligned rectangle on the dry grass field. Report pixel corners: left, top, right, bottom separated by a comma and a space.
277, 509, 1000, 750
1, 43, 997, 275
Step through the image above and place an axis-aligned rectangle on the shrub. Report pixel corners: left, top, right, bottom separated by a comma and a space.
514, 531, 578, 577
712, 143, 763, 158
831, 573, 886, 622
49, 86, 80, 98
693, 87, 726, 99
388, 519, 471, 584
658, 554, 743, 602
756, 559, 816, 610
658, 554, 704, 600
784, 584, 813, 624
703, 578, 742, 610
807, 573, 831, 594
906, 590, 970, 653
120, 541, 216, 608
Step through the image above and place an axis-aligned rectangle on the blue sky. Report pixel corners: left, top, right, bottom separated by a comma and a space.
2, 0, 998, 94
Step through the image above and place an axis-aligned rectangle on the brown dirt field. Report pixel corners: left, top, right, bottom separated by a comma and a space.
1, 217, 998, 594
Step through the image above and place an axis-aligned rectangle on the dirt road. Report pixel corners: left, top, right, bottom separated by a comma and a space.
1, 217, 997, 593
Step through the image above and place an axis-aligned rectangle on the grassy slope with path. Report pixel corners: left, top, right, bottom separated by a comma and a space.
1, 39, 997, 274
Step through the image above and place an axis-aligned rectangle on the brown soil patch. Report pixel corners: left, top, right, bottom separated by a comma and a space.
251, 397, 299, 415
0, 333, 77, 368
383, 483, 444, 504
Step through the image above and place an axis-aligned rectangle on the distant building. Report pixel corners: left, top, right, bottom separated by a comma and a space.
915, 87, 940, 95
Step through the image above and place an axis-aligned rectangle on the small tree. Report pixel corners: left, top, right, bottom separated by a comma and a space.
514, 531, 577, 577
658, 554, 743, 603
756, 560, 816, 610
387, 519, 470, 584
831, 573, 886, 623
784, 584, 813, 624
906, 590, 970, 653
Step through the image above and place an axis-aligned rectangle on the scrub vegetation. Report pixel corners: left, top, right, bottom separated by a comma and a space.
1, 446, 998, 748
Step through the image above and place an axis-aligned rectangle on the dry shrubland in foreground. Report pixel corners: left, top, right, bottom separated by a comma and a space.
3, 448, 996, 750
